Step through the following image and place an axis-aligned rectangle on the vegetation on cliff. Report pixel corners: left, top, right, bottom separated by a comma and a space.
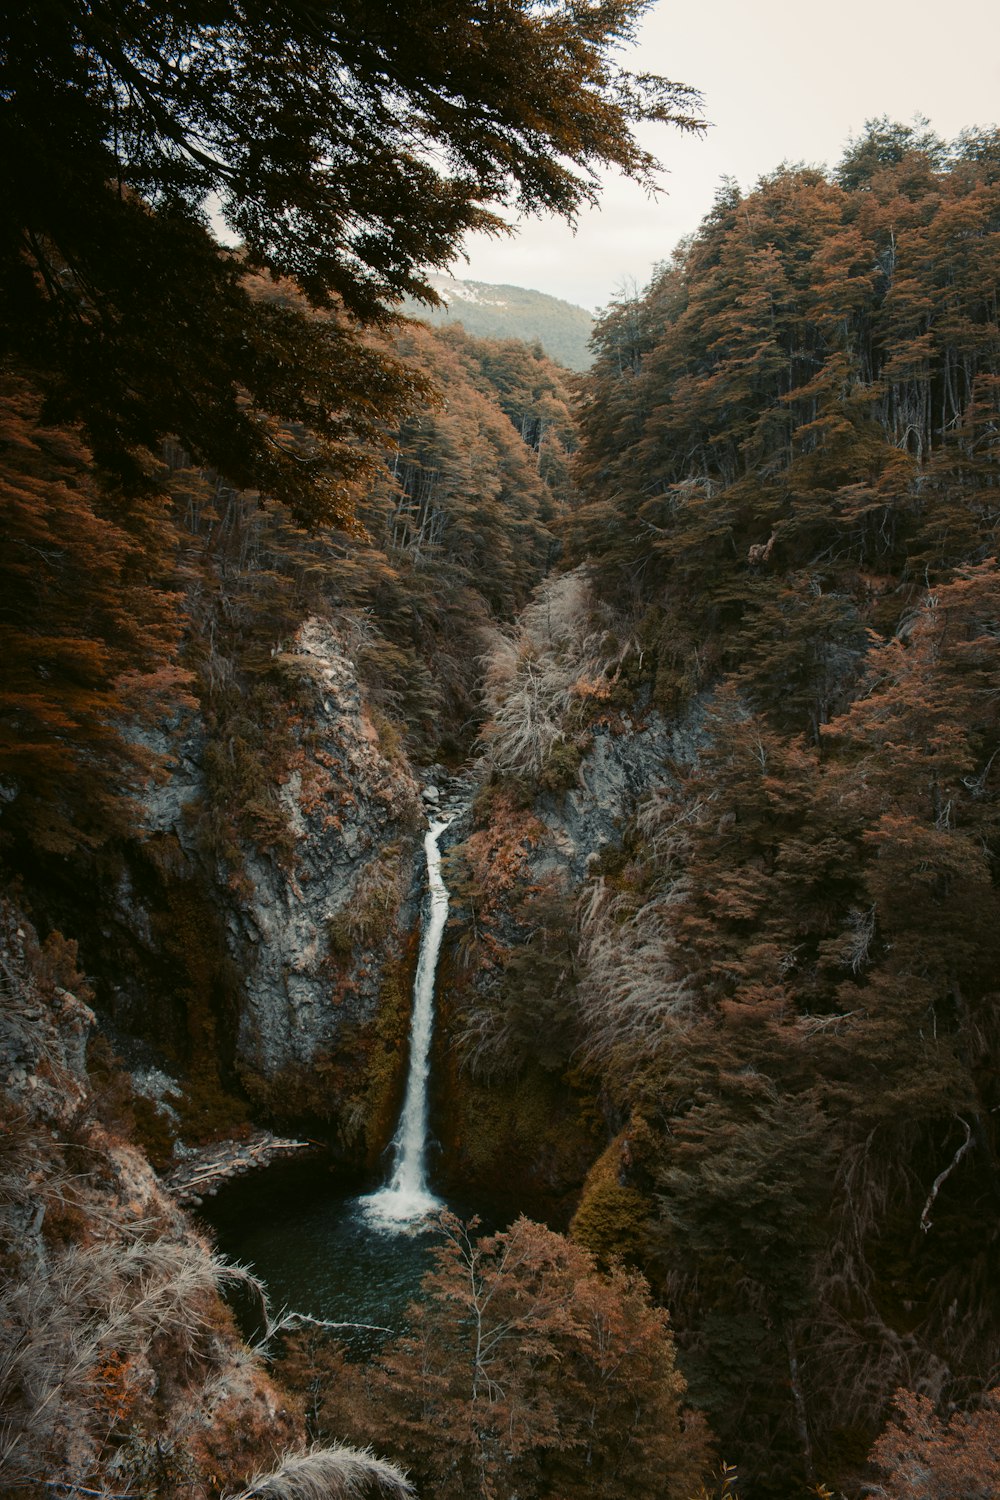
0, 899, 412, 1500
522, 120, 1000, 1493
5, 1, 1000, 1492
0, 6, 714, 1499
402, 276, 596, 372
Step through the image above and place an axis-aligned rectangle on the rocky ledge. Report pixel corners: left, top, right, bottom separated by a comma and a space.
163, 1130, 323, 1206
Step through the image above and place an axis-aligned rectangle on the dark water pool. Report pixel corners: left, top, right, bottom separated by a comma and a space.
206, 1182, 439, 1348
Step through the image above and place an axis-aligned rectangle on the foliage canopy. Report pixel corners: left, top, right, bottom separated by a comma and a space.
0, 0, 701, 524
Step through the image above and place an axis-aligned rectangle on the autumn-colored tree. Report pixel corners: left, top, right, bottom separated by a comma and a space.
320, 1213, 709, 1500
570, 131, 1000, 729
0, 377, 190, 857
560, 128, 1000, 1493
869, 1386, 1000, 1499
1, 0, 701, 526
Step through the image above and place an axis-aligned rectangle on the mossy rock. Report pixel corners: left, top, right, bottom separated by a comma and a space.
238, 939, 416, 1164
571, 1180, 650, 1267
537, 737, 586, 793
442, 1060, 599, 1220
570, 1135, 651, 1266
354, 949, 415, 1165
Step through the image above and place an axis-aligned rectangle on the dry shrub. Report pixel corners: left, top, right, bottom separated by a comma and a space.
234, 1444, 414, 1500
478, 568, 628, 782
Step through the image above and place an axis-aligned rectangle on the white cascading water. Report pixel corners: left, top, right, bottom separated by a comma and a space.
360, 816, 452, 1229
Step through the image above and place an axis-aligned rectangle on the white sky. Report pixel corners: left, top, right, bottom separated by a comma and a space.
448, 0, 1000, 312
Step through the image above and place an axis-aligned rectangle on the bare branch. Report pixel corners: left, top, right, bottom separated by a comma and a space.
920, 1118, 974, 1233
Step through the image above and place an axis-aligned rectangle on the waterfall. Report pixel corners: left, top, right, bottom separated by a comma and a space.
360, 816, 452, 1229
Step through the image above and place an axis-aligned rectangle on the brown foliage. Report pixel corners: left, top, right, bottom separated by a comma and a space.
321, 1213, 710, 1500
0, 377, 190, 856
870, 1386, 1000, 1498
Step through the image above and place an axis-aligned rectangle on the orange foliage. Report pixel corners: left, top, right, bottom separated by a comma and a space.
0, 377, 189, 854
870, 1387, 1000, 1498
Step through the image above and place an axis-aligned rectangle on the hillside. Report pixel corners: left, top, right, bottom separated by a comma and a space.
4, 6, 1000, 1494
403, 274, 595, 371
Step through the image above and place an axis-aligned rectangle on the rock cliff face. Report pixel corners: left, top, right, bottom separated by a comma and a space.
525, 706, 703, 883
85, 614, 427, 1150
228, 617, 423, 1087
435, 697, 708, 1220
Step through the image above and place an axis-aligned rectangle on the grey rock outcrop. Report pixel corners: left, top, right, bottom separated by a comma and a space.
524, 700, 710, 886
106, 614, 426, 1111
230, 617, 423, 1080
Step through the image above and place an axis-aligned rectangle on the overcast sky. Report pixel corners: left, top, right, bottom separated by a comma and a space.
447, 0, 1000, 312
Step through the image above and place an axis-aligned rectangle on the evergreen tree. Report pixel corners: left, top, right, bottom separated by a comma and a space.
565, 128, 1000, 1491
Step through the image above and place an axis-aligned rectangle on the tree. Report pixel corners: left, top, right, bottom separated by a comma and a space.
0, 376, 191, 857
836, 116, 947, 193
1, 0, 702, 525
869, 1387, 1000, 1499
323, 1213, 709, 1500
562, 125, 1000, 1495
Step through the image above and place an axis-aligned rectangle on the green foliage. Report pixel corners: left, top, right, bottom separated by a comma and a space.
443, 1060, 596, 1214
198, 675, 299, 871
351, 953, 417, 1164
404, 277, 596, 371
327, 845, 408, 962
453, 875, 581, 1081
139, 853, 253, 1143
570, 1139, 650, 1266
836, 115, 948, 190
537, 736, 587, 791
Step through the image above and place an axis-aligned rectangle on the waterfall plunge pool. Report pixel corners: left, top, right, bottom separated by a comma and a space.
206, 1174, 446, 1351
202, 813, 468, 1350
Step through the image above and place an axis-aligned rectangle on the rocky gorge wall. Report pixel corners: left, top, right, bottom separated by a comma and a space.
433, 681, 708, 1222
223, 618, 424, 1112
25, 561, 702, 1225
66, 613, 433, 1165
0, 902, 305, 1497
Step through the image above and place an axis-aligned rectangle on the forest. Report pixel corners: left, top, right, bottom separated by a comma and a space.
2, 5, 1000, 1499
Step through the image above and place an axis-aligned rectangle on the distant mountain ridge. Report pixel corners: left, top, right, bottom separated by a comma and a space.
404, 274, 594, 371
